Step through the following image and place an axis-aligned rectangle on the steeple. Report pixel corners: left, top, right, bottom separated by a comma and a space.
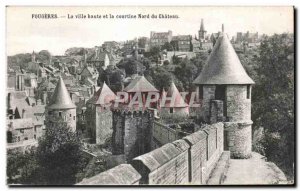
48, 77, 76, 109
198, 19, 207, 40
31, 51, 36, 62
200, 19, 206, 32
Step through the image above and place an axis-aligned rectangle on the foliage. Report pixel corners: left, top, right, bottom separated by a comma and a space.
174, 58, 199, 91
65, 47, 86, 56
118, 58, 144, 76
149, 67, 173, 91
7, 149, 40, 184
36, 124, 84, 185
251, 33, 294, 180
161, 42, 174, 51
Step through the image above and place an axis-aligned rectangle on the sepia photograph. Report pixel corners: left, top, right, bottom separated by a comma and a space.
5, 6, 294, 186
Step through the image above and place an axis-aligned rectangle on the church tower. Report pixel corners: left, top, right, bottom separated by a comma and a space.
198, 19, 207, 40
31, 51, 36, 62
46, 77, 77, 132
193, 25, 255, 159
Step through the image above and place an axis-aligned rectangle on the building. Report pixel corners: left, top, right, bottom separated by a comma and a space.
138, 37, 150, 52
150, 30, 172, 48
193, 26, 255, 159
45, 77, 77, 132
112, 109, 154, 162
198, 19, 207, 41
78, 66, 99, 86
87, 46, 111, 70
85, 82, 116, 144
235, 31, 259, 43
160, 82, 189, 117
123, 75, 159, 109
171, 35, 192, 52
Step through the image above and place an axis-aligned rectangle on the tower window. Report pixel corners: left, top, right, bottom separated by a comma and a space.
247, 85, 251, 99
199, 85, 203, 100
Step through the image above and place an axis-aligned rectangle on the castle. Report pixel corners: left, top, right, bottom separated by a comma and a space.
76, 25, 262, 185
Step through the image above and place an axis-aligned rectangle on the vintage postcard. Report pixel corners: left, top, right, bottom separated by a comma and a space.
6, 6, 294, 186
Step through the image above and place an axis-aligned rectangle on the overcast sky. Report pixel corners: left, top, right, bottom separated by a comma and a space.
6, 6, 293, 56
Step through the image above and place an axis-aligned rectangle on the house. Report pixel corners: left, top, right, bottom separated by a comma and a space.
150, 30, 173, 48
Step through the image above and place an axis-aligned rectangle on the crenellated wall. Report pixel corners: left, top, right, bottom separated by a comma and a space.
79, 123, 226, 185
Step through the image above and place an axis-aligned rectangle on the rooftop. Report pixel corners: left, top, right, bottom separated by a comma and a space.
47, 77, 76, 110
193, 33, 254, 85
124, 76, 158, 93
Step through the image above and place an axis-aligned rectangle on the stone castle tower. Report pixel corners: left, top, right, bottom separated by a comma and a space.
112, 109, 154, 162
198, 19, 207, 40
46, 77, 77, 132
193, 26, 255, 159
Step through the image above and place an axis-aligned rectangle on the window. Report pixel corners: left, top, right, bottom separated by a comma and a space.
59, 111, 62, 117
24, 137, 28, 140
34, 135, 36, 139
215, 85, 226, 101
20, 129, 24, 133
70, 114, 72, 117
247, 85, 251, 99
34, 127, 37, 132
199, 85, 203, 100
170, 108, 174, 114
73, 116, 76, 120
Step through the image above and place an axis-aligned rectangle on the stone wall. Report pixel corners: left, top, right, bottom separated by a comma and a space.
112, 110, 154, 162
152, 121, 177, 148
46, 108, 76, 132
80, 123, 225, 185
95, 107, 113, 144
224, 121, 252, 158
226, 85, 251, 121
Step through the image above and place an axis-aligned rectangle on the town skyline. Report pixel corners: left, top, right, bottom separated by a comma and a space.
6, 6, 293, 56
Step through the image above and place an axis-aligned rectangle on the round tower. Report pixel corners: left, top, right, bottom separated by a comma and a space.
193, 26, 255, 159
46, 77, 77, 132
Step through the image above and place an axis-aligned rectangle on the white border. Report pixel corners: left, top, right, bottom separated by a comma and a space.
0, 0, 298, 190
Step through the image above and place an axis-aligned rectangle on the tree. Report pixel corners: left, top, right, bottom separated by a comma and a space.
37, 50, 51, 62
7, 149, 40, 185
174, 58, 198, 91
36, 124, 84, 185
161, 42, 173, 51
149, 67, 173, 91
252, 33, 294, 180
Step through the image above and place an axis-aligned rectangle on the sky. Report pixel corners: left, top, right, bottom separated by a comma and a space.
6, 6, 294, 56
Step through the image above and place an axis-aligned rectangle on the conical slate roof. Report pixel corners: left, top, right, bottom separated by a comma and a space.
48, 77, 76, 110
193, 33, 255, 85
124, 76, 158, 93
162, 82, 188, 108
87, 82, 116, 105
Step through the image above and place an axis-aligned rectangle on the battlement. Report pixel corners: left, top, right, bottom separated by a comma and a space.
79, 122, 226, 185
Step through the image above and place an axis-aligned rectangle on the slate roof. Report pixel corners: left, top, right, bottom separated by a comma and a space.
193, 33, 255, 85
47, 77, 76, 110
8, 118, 34, 130
162, 82, 188, 108
124, 76, 158, 93
87, 82, 116, 105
